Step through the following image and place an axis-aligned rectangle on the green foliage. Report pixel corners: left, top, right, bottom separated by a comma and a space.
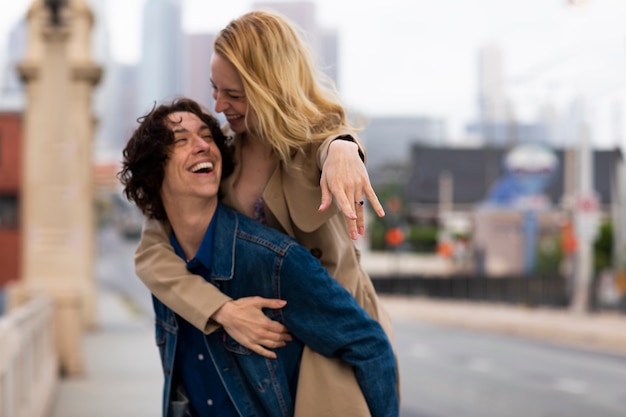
369, 217, 387, 251
367, 186, 409, 251
406, 224, 438, 253
535, 235, 563, 275
594, 220, 613, 272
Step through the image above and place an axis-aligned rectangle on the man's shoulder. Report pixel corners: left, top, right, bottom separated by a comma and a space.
219, 204, 298, 249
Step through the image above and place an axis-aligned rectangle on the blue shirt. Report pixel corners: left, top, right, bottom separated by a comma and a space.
170, 217, 239, 417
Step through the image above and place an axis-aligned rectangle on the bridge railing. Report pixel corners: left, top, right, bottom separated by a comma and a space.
0, 296, 58, 417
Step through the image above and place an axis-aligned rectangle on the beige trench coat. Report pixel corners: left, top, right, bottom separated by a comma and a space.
223, 134, 397, 417
136, 133, 397, 417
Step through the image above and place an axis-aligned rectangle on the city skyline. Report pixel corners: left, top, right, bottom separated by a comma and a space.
2, 0, 626, 149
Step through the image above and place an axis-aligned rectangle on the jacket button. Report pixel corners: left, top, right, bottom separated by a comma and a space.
310, 248, 322, 259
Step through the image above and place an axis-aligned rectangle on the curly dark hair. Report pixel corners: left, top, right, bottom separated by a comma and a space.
118, 98, 235, 221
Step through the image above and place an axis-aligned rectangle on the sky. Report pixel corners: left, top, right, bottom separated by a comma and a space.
2, 0, 626, 149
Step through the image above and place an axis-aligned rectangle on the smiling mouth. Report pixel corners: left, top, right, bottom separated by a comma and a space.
190, 161, 214, 173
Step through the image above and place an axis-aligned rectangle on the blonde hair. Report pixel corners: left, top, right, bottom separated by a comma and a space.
214, 10, 355, 162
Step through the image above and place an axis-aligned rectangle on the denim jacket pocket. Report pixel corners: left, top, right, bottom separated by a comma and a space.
221, 331, 283, 394
155, 317, 177, 374
223, 331, 254, 355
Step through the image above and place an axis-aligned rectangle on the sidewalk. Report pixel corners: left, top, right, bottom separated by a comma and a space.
49, 290, 626, 417
49, 290, 162, 417
381, 295, 626, 356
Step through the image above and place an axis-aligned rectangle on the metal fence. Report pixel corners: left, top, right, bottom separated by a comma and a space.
371, 275, 570, 307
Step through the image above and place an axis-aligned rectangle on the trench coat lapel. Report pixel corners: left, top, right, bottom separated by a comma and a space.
263, 163, 296, 237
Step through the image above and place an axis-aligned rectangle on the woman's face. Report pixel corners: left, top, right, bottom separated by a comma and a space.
210, 53, 249, 134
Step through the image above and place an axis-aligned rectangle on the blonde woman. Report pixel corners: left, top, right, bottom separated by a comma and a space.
136, 10, 397, 417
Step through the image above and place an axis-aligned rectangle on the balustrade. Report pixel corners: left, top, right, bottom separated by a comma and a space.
0, 297, 58, 417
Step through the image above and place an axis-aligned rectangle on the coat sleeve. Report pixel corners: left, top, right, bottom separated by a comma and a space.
135, 217, 231, 333
316, 131, 367, 169
278, 243, 399, 417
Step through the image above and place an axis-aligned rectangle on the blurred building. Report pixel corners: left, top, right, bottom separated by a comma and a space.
465, 120, 552, 147
253, 1, 339, 88
183, 33, 215, 112
0, 11, 26, 110
360, 116, 448, 182
404, 144, 624, 276
88, 0, 122, 162
477, 44, 509, 125
0, 112, 21, 288
98, 63, 139, 155
405, 145, 623, 218
137, 0, 184, 114
467, 43, 555, 146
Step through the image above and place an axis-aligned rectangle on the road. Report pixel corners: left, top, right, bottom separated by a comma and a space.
97, 225, 626, 417
396, 320, 626, 417
97, 224, 153, 316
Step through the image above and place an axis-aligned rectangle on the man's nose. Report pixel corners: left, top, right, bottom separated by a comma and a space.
193, 136, 211, 152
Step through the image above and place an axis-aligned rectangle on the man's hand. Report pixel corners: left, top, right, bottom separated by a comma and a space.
212, 297, 292, 359
319, 140, 385, 240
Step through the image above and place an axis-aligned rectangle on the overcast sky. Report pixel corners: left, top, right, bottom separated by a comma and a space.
2, 0, 626, 148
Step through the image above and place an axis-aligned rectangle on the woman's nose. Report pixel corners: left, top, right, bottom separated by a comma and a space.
214, 93, 228, 113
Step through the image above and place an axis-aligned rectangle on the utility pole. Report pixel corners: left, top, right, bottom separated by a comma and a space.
570, 121, 600, 313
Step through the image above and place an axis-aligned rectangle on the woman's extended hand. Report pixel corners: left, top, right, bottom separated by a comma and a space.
212, 297, 292, 359
319, 140, 385, 240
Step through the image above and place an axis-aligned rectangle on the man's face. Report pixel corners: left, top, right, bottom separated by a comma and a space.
161, 111, 222, 205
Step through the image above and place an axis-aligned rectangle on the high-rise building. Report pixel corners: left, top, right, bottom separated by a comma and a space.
360, 116, 447, 170
477, 44, 508, 124
101, 64, 140, 153
137, 0, 183, 114
252, 1, 340, 88
183, 33, 215, 112
468, 43, 552, 146
0, 16, 26, 110
87, 0, 121, 161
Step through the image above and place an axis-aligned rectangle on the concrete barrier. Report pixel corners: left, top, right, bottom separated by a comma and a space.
0, 296, 58, 417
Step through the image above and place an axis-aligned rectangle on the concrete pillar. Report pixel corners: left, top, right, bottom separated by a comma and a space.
9, 0, 101, 375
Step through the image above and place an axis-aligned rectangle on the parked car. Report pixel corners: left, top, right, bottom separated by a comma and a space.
112, 193, 144, 240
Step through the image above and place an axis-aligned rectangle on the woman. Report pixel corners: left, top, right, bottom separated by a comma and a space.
136, 10, 397, 417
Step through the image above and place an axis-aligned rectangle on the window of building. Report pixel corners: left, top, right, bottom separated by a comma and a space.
0, 195, 19, 228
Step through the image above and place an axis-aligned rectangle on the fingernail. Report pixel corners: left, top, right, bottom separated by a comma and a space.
350, 231, 358, 240
358, 226, 365, 235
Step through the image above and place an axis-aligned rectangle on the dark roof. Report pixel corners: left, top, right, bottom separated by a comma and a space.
404, 145, 623, 207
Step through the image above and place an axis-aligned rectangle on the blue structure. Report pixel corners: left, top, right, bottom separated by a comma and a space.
484, 144, 558, 274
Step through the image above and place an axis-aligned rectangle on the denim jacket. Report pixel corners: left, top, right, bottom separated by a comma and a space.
152, 203, 398, 417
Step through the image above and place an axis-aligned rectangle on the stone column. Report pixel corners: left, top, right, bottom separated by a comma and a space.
9, 0, 102, 376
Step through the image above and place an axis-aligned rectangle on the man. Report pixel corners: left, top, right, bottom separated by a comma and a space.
118, 98, 398, 417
